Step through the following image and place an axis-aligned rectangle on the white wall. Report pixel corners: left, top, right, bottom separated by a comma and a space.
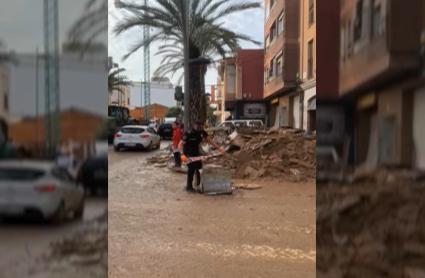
8, 53, 107, 118
303, 86, 316, 130
414, 88, 425, 170
129, 81, 175, 108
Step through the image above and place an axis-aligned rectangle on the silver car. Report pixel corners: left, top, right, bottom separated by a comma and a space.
0, 160, 85, 223
113, 125, 161, 151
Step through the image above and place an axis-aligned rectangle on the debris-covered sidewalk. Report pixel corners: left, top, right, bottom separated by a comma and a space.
317, 172, 425, 278
148, 128, 316, 182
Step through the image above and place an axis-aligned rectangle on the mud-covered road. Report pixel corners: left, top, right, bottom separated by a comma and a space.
0, 197, 107, 277
109, 143, 316, 278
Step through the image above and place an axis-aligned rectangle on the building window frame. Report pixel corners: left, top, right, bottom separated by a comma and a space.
275, 54, 283, 77
353, 0, 363, 42
308, 0, 314, 26
370, 1, 382, 39
307, 39, 314, 79
278, 12, 284, 35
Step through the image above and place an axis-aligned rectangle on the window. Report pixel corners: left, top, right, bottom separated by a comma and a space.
121, 127, 145, 134
278, 12, 284, 35
0, 168, 45, 181
270, 0, 275, 9
276, 55, 282, 77
147, 127, 157, 134
308, 39, 314, 79
265, 35, 270, 48
347, 20, 353, 56
269, 59, 274, 78
309, 0, 314, 25
353, 0, 363, 42
269, 22, 277, 42
371, 2, 381, 38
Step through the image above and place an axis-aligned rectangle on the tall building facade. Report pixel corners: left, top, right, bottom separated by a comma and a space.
299, 0, 316, 132
337, 0, 425, 171
264, 0, 300, 128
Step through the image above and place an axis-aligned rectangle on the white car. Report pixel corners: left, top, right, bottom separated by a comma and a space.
217, 119, 264, 129
113, 125, 161, 151
0, 160, 85, 223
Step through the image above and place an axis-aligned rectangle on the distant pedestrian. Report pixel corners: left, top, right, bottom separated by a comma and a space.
172, 121, 183, 168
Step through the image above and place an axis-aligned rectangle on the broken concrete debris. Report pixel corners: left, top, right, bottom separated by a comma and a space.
317, 180, 425, 277
146, 128, 316, 182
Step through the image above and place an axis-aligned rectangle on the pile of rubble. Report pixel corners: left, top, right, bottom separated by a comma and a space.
210, 128, 316, 182
146, 128, 316, 182
317, 176, 425, 277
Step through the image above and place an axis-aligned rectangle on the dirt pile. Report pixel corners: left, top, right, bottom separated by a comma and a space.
146, 128, 316, 182
211, 128, 316, 182
317, 177, 425, 277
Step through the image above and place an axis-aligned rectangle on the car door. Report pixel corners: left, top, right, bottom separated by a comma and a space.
148, 128, 160, 145
52, 167, 81, 210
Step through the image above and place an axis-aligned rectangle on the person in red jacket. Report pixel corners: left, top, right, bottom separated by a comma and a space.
172, 121, 183, 167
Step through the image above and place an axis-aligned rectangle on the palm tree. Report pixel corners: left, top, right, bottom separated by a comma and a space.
114, 0, 261, 125
108, 68, 132, 105
66, 0, 107, 56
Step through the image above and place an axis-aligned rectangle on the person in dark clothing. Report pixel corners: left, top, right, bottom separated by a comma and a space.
179, 121, 223, 193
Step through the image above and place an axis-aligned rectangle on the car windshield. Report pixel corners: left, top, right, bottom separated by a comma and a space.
121, 127, 145, 134
251, 121, 263, 127
0, 168, 45, 181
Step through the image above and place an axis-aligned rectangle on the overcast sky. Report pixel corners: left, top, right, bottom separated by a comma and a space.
108, 0, 264, 88
0, 0, 100, 53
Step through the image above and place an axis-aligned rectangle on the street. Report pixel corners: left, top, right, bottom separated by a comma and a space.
109, 142, 316, 278
0, 196, 107, 277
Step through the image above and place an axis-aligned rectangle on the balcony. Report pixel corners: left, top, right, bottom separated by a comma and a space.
339, 0, 423, 96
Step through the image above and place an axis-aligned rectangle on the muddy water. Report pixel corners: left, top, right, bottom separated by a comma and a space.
109, 144, 316, 278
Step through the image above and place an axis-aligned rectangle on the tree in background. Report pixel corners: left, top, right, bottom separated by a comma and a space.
166, 107, 183, 118
108, 67, 132, 98
114, 0, 260, 126
66, 0, 107, 57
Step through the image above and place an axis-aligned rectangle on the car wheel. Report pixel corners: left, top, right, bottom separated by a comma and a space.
74, 199, 85, 220
51, 201, 66, 224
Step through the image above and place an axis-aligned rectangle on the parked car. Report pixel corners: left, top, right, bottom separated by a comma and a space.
157, 123, 174, 139
113, 125, 161, 151
0, 160, 85, 223
216, 119, 264, 129
77, 153, 107, 196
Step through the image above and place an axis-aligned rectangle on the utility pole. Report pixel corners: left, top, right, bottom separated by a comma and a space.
143, 0, 151, 121
183, 1, 190, 130
44, 0, 60, 157
35, 47, 40, 149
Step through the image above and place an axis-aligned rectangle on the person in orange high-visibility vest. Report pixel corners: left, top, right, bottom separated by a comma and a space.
172, 121, 183, 167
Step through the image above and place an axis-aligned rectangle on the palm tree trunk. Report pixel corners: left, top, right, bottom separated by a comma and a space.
188, 62, 208, 126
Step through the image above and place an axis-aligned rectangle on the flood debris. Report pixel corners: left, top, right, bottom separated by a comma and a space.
146, 128, 316, 182
210, 128, 316, 182
317, 176, 425, 278
27, 212, 108, 278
